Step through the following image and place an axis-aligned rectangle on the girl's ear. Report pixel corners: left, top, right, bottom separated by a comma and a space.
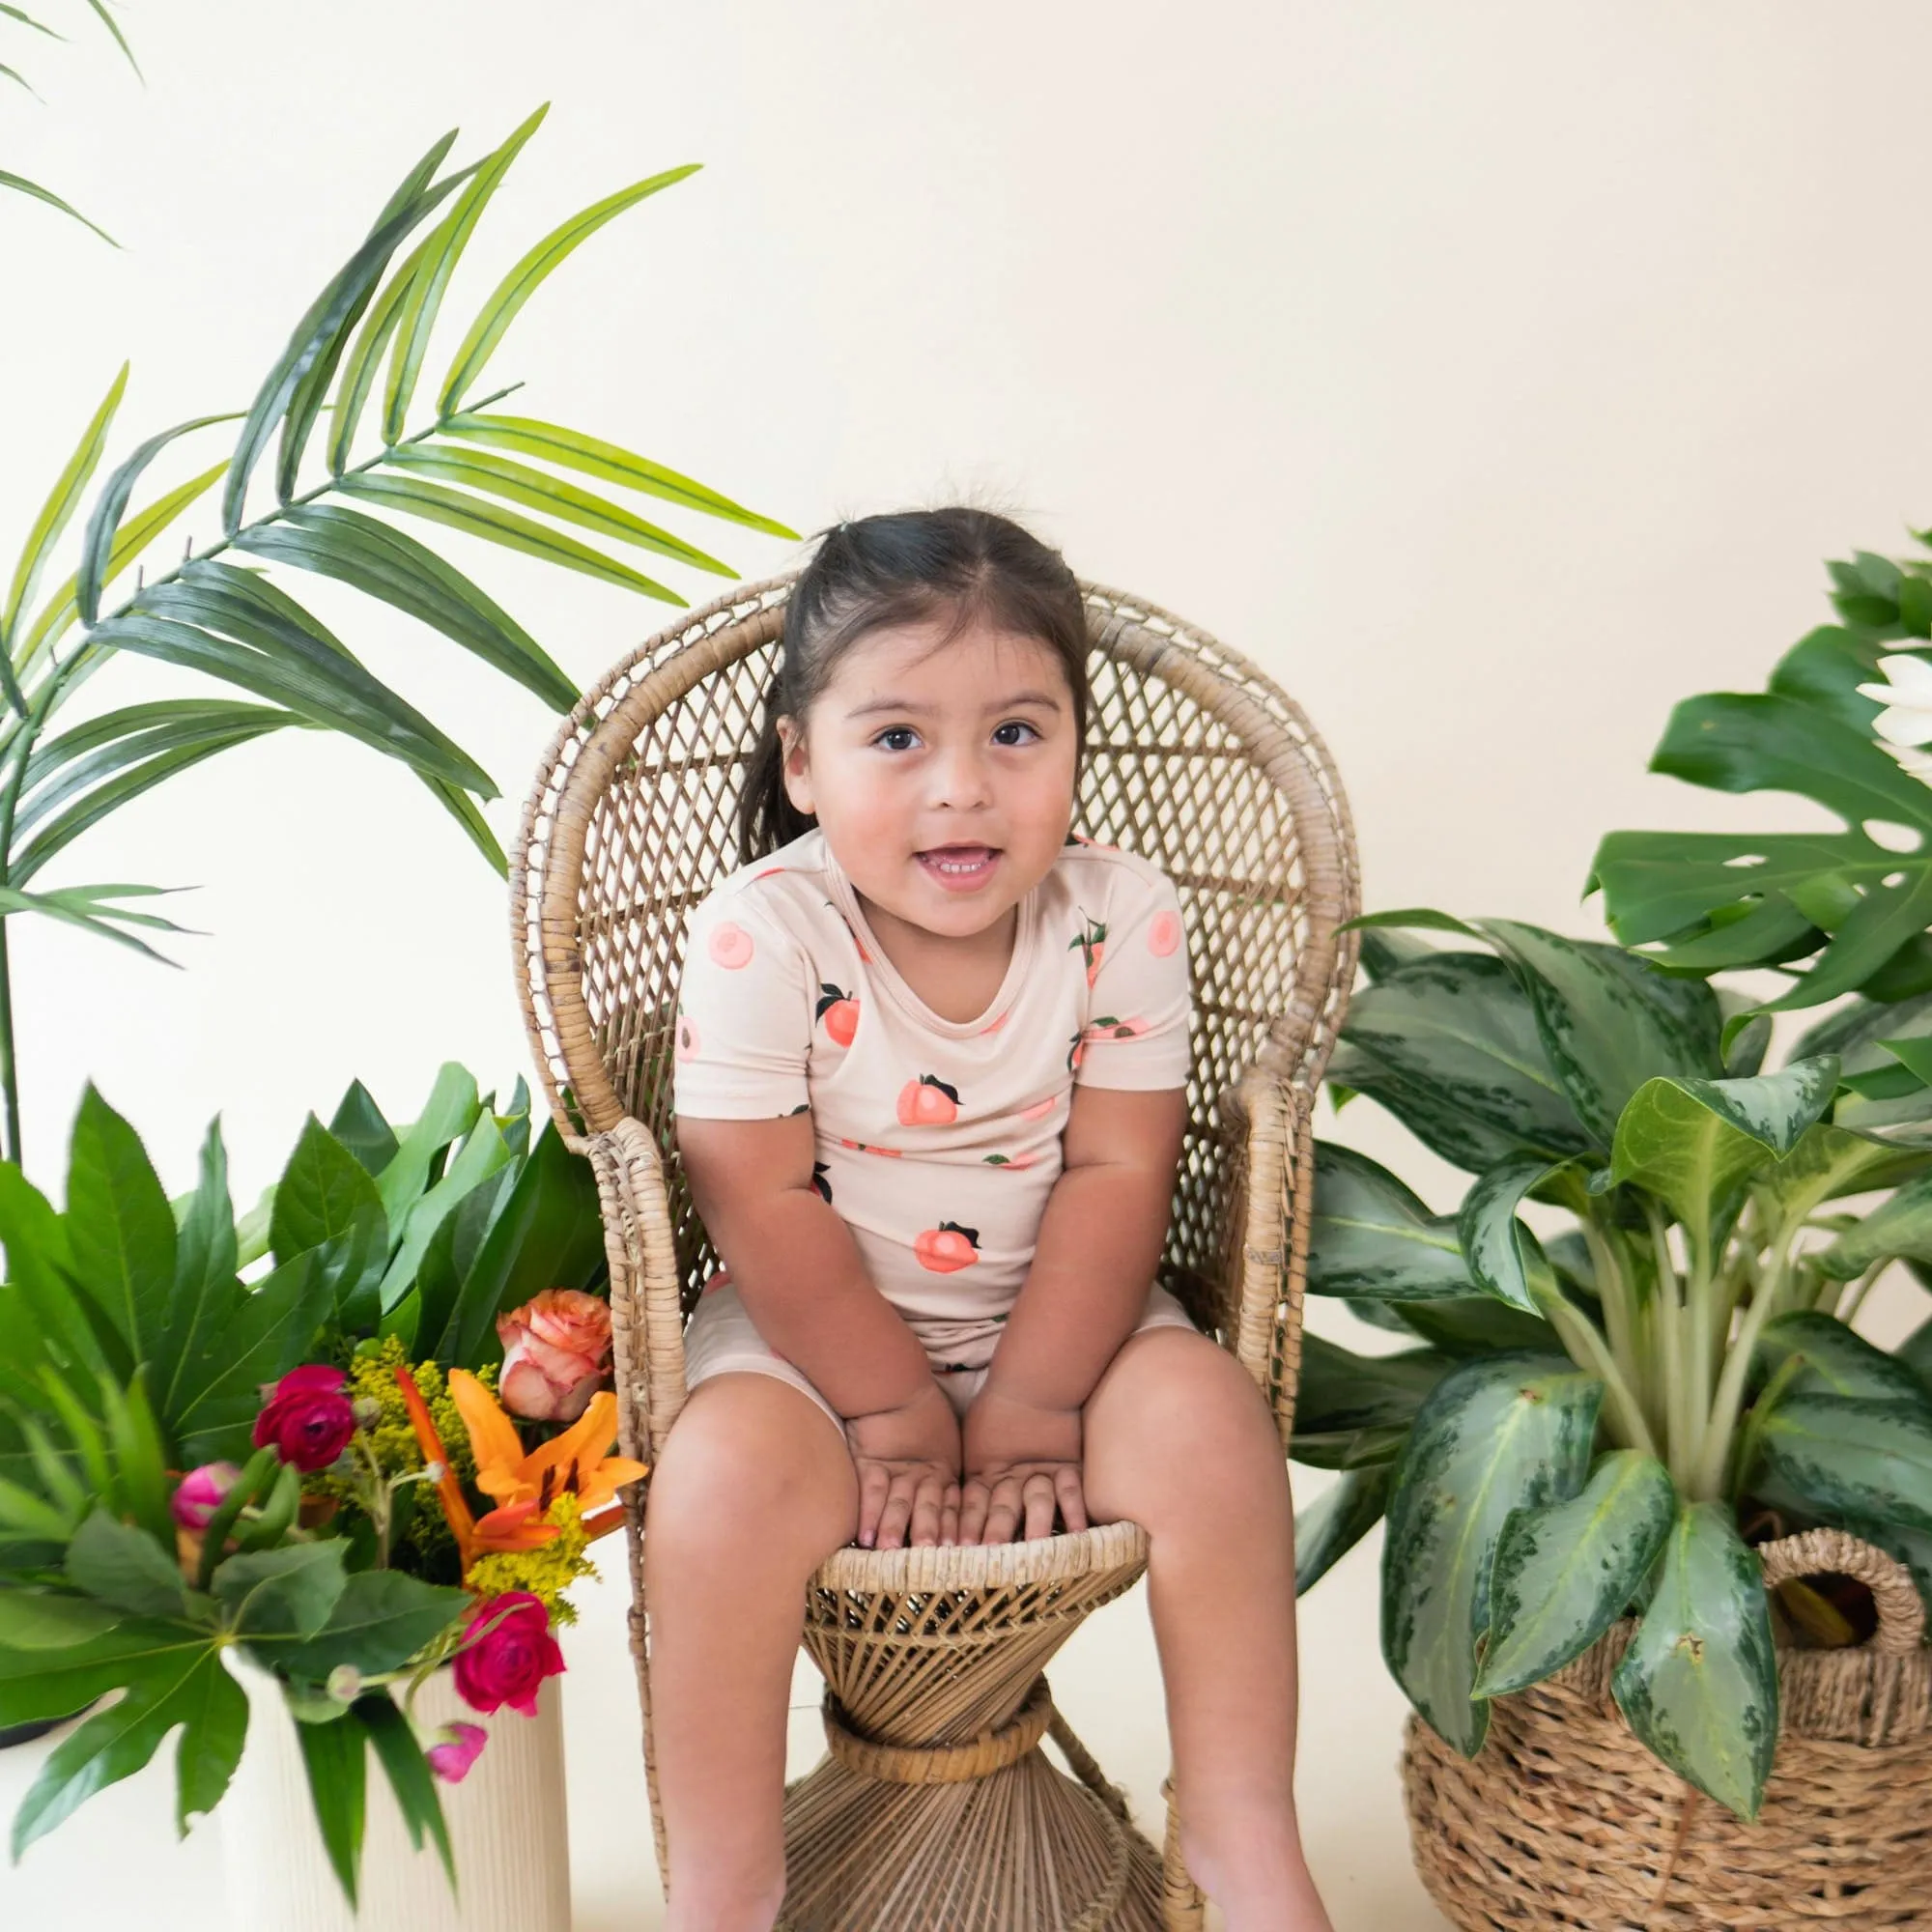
777, 717, 815, 816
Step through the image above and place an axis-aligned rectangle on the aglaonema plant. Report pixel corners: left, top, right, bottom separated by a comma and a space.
1293, 913, 1932, 1821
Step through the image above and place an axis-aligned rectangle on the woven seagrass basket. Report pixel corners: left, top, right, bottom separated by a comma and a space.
1403, 1527, 1932, 1930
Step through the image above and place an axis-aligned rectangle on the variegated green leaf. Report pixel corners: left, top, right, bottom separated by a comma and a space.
1306, 1140, 1473, 1302
1754, 1311, 1932, 1411
1294, 1466, 1391, 1596
1474, 1450, 1675, 1695
1748, 1392, 1932, 1533
1455, 1157, 1570, 1314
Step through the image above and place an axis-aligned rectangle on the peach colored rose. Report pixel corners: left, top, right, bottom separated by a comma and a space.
497, 1290, 613, 1423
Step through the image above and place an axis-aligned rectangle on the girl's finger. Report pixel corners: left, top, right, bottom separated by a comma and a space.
958, 1480, 990, 1547
908, 1473, 945, 1548
981, 1478, 1022, 1547
939, 1482, 961, 1548
1055, 1465, 1089, 1535
1022, 1471, 1057, 1543
856, 1461, 892, 1548
876, 1474, 917, 1551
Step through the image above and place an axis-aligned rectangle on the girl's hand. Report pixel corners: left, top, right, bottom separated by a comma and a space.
960, 1389, 1087, 1545
844, 1380, 962, 1550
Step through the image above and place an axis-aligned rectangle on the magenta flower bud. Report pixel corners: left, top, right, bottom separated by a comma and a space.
425, 1721, 488, 1783
170, 1463, 242, 1531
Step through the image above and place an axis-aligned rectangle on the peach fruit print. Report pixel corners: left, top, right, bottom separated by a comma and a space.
816, 982, 859, 1046
1069, 915, 1107, 987
898, 1074, 960, 1125
708, 921, 754, 969
1149, 908, 1182, 957
914, 1221, 980, 1272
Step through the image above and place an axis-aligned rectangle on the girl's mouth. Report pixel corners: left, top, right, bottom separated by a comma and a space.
916, 845, 1001, 891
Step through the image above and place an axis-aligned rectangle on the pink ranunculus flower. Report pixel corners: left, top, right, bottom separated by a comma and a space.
170, 1462, 242, 1531
496, 1289, 612, 1423
453, 1593, 565, 1719
425, 1721, 489, 1784
252, 1364, 357, 1472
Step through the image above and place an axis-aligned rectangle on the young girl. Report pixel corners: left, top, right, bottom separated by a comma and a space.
647, 509, 1335, 1932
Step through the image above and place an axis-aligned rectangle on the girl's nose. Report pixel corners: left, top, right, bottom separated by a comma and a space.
928, 742, 993, 810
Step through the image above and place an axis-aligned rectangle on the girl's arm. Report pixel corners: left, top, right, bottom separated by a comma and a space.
962, 1084, 1185, 1541
678, 1112, 961, 1548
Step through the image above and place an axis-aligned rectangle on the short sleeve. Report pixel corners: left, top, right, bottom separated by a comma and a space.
1074, 868, 1192, 1091
672, 891, 813, 1120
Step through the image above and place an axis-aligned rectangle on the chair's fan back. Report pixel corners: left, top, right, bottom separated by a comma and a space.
515, 577, 1360, 1333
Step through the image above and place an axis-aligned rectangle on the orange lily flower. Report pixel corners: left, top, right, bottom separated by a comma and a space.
447, 1370, 647, 1548
394, 1366, 480, 1568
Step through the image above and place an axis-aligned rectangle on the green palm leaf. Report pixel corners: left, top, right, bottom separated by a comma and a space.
0, 63, 40, 97
0, 883, 194, 963
333, 471, 681, 601
77, 0, 138, 78
440, 410, 793, 534
232, 501, 574, 707
390, 443, 732, 573
439, 165, 701, 414
384, 104, 548, 442
0, 7, 65, 39
0, 171, 116, 245
325, 231, 435, 474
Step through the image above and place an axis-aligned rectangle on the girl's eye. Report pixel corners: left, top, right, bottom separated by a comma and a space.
992, 721, 1041, 747
874, 726, 921, 753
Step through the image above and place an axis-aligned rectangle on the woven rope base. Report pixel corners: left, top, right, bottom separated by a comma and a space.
1402, 1533, 1932, 1931
774, 1527, 1164, 1930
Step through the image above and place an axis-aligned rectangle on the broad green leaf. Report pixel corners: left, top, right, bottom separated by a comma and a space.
450, 1120, 603, 1365
1748, 1392, 1932, 1533
328, 1080, 399, 1177
1290, 1335, 1454, 1471
0, 170, 116, 245
357, 1692, 455, 1883
440, 412, 795, 536
212, 1541, 348, 1642
64, 1085, 176, 1360
12, 1643, 245, 1852
1378, 1295, 1561, 1358
1381, 1353, 1603, 1755
0, 1615, 206, 1727
1638, 895, 1822, 975
268, 1570, 469, 1683
439, 165, 700, 413
153, 1120, 238, 1420
1293, 1466, 1391, 1596
1753, 1121, 1932, 1220
296, 1704, 368, 1905
1821, 1168, 1932, 1278
0, 1473, 78, 1539
99, 1369, 171, 1546
233, 502, 575, 709
1606, 1057, 1840, 1257
270, 1116, 388, 1265
0, 1591, 125, 1650
224, 132, 466, 528
1306, 1141, 1473, 1302
334, 471, 682, 601
4, 363, 127, 659
65, 1508, 185, 1620
377, 1112, 513, 1312
384, 105, 549, 441
1755, 1311, 1932, 1410
1456, 1158, 1570, 1314
1474, 1450, 1676, 1695
391, 443, 732, 574
0, 1162, 104, 1382
375, 1064, 481, 1226
1611, 1500, 1777, 1820
76, 413, 242, 623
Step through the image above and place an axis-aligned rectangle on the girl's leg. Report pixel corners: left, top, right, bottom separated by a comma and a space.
1081, 1328, 1334, 1932
643, 1373, 859, 1932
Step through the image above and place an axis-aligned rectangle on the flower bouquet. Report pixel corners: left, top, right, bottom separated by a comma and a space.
0, 1065, 641, 1907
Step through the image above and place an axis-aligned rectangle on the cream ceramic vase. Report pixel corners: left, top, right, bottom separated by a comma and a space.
220, 1658, 571, 1932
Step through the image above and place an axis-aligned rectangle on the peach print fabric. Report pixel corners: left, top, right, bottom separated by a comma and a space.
672, 826, 1195, 1419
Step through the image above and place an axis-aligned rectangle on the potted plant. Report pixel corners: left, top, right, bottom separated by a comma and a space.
1293, 541, 1932, 1927
0, 1068, 642, 1927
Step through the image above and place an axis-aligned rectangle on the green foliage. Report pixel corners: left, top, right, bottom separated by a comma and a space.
0, 0, 138, 240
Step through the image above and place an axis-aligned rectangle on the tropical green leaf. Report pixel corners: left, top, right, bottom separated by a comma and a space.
377, 1112, 513, 1313
1820, 1168, 1932, 1278
374, 1064, 481, 1226
270, 1116, 388, 1266
0, 1591, 125, 1650
334, 471, 682, 601
1293, 1466, 1392, 1597
212, 1541, 348, 1642
1747, 1392, 1932, 1532
384, 105, 549, 440
268, 1570, 469, 1683
232, 501, 575, 708
77, 0, 139, 77
76, 413, 242, 623
1605, 1058, 1840, 1258
64, 1085, 175, 1360
1754, 1311, 1932, 1410
1377, 1295, 1561, 1357
64, 1509, 185, 1621
1474, 1450, 1676, 1696
391, 443, 732, 574
1381, 1353, 1603, 1755
1306, 1141, 1474, 1302
0, 8, 64, 41
0, 1161, 104, 1382
439, 164, 700, 413
0, 170, 116, 246
357, 1692, 454, 1883
327, 1080, 400, 1178
1611, 1500, 1777, 1819
4, 363, 128, 663
325, 231, 435, 473
1289, 1335, 1454, 1471
417, 771, 507, 874
297, 1703, 368, 1905
153, 1119, 240, 1419
1327, 950, 1590, 1171
440, 411, 794, 535
1456, 1158, 1570, 1314
11, 1642, 246, 1852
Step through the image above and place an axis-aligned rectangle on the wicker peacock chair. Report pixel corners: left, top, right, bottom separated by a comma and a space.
511, 573, 1361, 1931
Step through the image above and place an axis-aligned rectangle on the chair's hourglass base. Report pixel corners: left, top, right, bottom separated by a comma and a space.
779, 1528, 1168, 1931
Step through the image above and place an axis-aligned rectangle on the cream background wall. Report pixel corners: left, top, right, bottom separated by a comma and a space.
2, 2, 1927, 1926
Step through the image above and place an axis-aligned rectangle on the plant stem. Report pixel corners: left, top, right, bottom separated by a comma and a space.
1692, 1258, 1786, 1499
1640, 1198, 1693, 1486
1541, 1290, 1659, 1461
1836, 1258, 1889, 1325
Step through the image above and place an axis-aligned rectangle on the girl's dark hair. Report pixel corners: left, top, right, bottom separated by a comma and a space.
738, 507, 1091, 863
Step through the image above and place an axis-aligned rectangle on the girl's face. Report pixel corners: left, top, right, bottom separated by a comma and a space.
777, 615, 1080, 943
